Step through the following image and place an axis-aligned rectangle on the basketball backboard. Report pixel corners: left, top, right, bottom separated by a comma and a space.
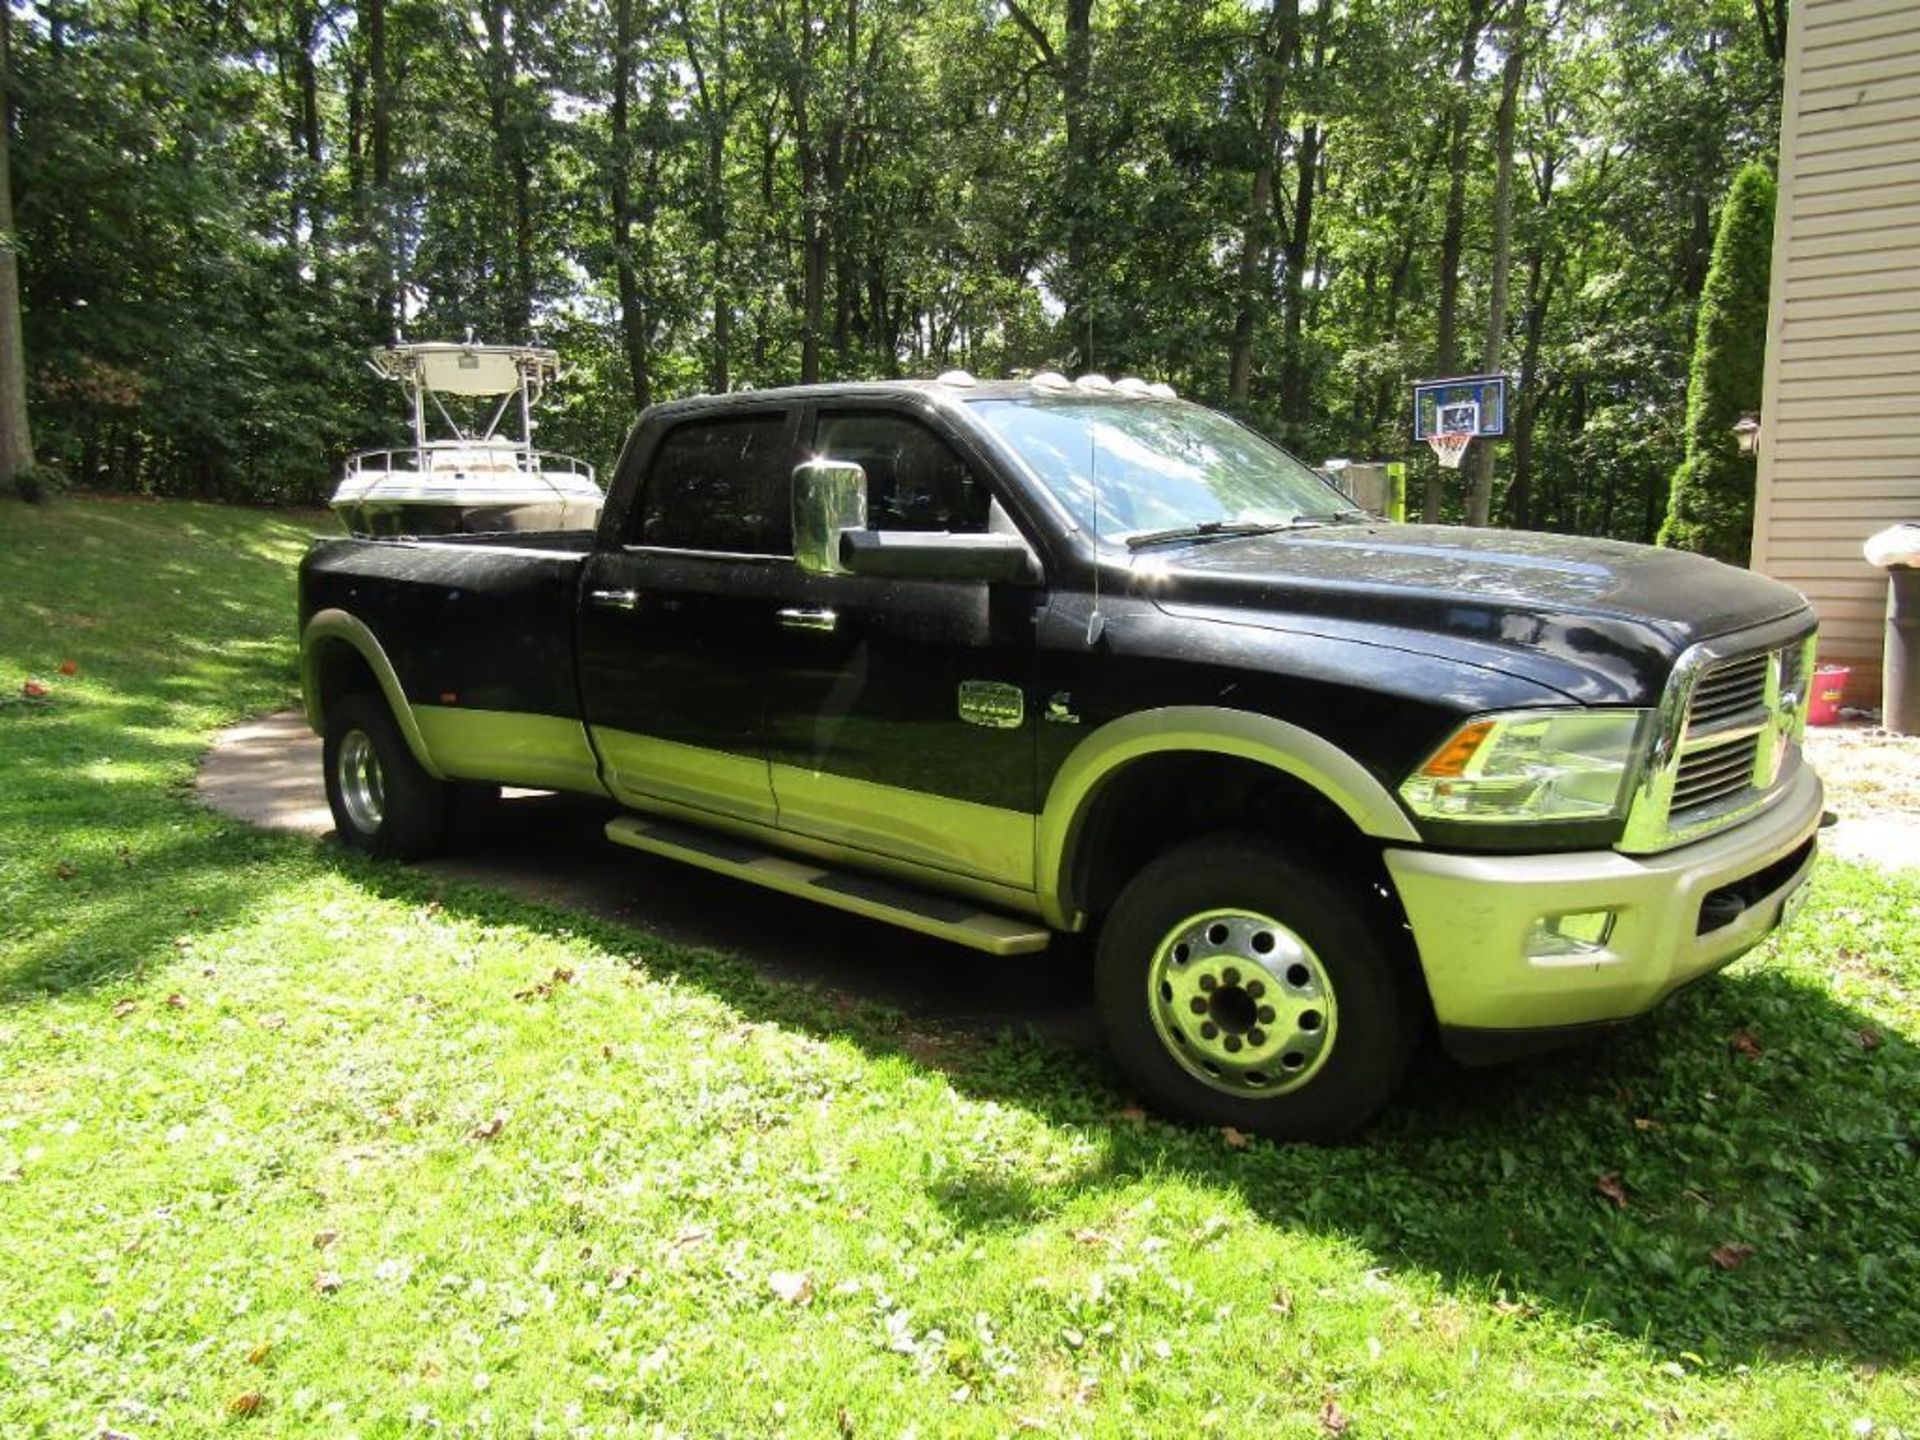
1412, 373, 1507, 439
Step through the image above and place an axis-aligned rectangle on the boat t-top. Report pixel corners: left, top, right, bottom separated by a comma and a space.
331, 340, 603, 536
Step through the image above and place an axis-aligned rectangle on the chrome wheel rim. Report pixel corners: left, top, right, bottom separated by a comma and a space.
1146, 908, 1337, 1097
336, 729, 386, 834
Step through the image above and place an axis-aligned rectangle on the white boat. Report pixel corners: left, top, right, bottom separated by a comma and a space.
331, 341, 603, 536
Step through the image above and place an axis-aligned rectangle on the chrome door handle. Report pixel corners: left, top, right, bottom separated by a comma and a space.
777, 607, 837, 633
589, 588, 639, 611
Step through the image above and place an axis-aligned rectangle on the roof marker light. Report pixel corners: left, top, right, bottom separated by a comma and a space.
936, 369, 978, 387
1148, 382, 1177, 400
1074, 373, 1114, 392
1114, 376, 1152, 397
1030, 371, 1072, 392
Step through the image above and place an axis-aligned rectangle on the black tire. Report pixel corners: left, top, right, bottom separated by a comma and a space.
322, 692, 449, 860
1094, 836, 1419, 1142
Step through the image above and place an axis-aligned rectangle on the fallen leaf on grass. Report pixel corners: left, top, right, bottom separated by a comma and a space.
246, 1341, 273, 1365
607, 1265, 639, 1292
1117, 1105, 1148, 1123
468, 1113, 507, 1142
112, 1000, 137, 1019
514, 968, 575, 1002
1221, 1126, 1252, 1150
23, 679, 49, 700
1729, 1028, 1764, 1059
1710, 1242, 1756, 1270
768, 1270, 814, 1305
1271, 1286, 1294, 1317
1319, 1397, 1349, 1434
227, 1390, 264, 1417
164, 993, 187, 1010
1070, 1229, 1112, 1247
59, 659, 78, 676
0, 1166, 22, 1184
1632, 1117, 1661, 1132
1856, 1028, 1883, 1051
1595, 1172, 1630, 1209
313, 1230, 339, 1250
314, 1271, 342, 1294
669, 1225, 712, 1250
55, 862, 76, 880
836, 1406, 856, 1438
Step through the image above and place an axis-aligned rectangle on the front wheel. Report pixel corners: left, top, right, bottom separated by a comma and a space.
323, 693, 449, 860
1094, 837, 1419, 1142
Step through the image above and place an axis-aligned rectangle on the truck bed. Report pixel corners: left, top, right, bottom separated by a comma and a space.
301, 533, 590, 722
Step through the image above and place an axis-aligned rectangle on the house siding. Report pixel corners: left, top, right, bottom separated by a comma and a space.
1752, 0, 1920, 700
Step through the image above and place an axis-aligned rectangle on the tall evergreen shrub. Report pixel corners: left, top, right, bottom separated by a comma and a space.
1658, 162, 1777, 563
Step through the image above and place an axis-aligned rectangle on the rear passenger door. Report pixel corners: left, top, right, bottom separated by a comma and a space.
577, 406, 797, 826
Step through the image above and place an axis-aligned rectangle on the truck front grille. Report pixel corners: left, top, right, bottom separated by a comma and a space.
1619, 623, 1817, 853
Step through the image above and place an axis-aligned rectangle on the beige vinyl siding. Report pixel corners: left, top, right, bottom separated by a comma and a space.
1752, 0, 1920, 703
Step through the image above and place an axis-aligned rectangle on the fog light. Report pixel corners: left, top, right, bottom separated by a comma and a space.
1526, 909, 1616, 958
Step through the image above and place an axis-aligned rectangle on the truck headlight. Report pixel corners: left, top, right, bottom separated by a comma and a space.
1399, 710, 1650, 825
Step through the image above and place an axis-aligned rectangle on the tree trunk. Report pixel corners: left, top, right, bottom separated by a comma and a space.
1277, 120, 1321, 438
610, 0, 649, 410
0, 1, 34, 485
1466, 0, 1524, 527
787, 0, 826, 383
1226, 0, 1297, 405
365, 0, 395, 335
1426, 0, 1487, 522
1062, 0, 1095, 366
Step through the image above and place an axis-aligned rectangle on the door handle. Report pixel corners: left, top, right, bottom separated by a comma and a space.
777, 607, 837, 633
589, 588, 640, 611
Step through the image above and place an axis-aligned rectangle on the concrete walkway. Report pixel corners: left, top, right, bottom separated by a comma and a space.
197, 711, 1098, 1042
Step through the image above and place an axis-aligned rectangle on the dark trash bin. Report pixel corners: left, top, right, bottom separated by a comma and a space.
1866, 524, 1920, 737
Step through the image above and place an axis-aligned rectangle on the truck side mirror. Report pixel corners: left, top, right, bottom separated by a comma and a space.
792, 459, 868, 575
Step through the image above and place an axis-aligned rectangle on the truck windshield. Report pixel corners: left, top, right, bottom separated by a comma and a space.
969, 396, 1359, 546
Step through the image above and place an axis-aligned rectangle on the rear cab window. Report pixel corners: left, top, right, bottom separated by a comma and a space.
636, 412, 793, 554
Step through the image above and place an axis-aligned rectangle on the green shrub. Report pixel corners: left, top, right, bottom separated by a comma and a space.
11, 460, 68, 503
1658, 162, 1775, 564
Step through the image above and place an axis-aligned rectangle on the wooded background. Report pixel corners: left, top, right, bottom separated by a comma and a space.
9, 0, 1784, 534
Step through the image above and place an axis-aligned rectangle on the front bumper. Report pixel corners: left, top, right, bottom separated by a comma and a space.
1384, 765, 1824, 1045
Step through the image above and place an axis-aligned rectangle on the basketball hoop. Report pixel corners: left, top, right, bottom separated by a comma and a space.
1426, 430, 1473, 469
1425, 399, 1479, 470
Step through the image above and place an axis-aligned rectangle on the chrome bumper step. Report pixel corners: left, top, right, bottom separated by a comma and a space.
604, 814, 1053, 956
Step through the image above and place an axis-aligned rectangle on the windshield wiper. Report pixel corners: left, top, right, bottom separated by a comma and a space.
1124, 521, 1291, 550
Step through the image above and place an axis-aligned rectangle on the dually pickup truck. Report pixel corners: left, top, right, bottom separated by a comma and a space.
299, 372, 1825, 1139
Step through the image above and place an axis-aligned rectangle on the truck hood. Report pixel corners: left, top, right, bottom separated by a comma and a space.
1136, 522, 1813, 705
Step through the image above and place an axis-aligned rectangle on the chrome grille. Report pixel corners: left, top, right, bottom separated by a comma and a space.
1671, 733, 1761, 816
1686, 652, 1770, 732
1619, 622, 1817, 853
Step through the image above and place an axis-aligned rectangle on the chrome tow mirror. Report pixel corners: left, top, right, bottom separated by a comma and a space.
792, 459, 868, 575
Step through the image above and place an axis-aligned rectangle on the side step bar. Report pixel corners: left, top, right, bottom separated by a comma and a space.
605, 815, 1053, 956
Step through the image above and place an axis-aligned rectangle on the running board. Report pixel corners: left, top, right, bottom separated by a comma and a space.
604, 815, 1052, 956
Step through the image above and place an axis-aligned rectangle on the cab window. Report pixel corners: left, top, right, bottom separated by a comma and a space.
637, 413, 791, 553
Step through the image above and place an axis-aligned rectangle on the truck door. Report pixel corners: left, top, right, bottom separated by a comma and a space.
576, 406, 798, 827
760, 404, 1042, 891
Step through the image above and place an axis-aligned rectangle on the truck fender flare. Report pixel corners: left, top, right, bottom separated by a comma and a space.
1035, 705, 1420, 929
300, 609, 448, 780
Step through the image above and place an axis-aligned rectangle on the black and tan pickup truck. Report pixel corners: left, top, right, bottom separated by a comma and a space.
298, 373, 1825, 1139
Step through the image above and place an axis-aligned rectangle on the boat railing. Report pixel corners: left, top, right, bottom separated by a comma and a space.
344, 445, 599, 488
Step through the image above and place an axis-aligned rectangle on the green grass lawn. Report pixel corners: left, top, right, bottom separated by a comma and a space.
2, 496, 1918, 1438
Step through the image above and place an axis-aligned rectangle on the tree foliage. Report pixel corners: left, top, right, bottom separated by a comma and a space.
1657, 159, 1775, 564
7, 0, 1783, 536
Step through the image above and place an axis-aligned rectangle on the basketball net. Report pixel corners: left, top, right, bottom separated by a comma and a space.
1426, 430, 1473, 470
